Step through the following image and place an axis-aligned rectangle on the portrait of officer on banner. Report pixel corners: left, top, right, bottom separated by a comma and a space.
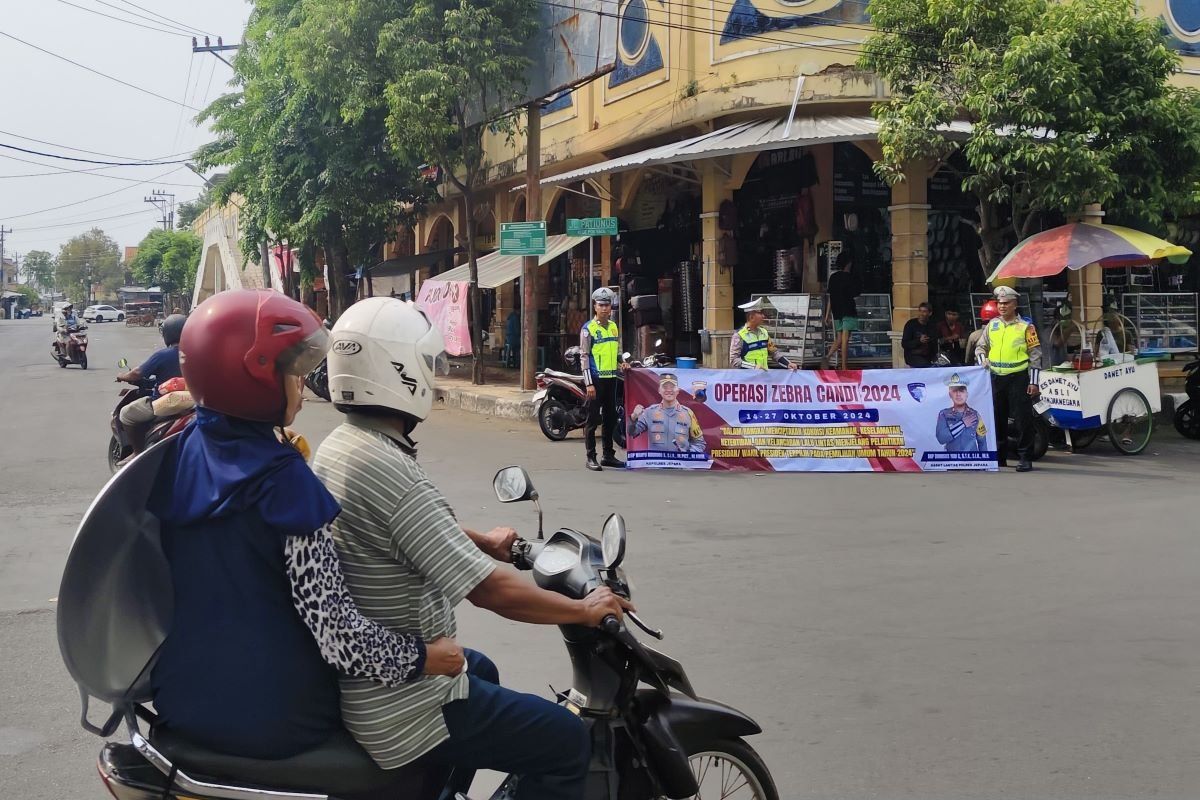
935, 372, 988, 453
629, 372, 708, 454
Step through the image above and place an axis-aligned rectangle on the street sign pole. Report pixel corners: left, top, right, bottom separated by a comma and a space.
521, 102, 541, 391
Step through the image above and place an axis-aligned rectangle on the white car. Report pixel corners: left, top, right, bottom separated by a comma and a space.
83, 305, 124, 323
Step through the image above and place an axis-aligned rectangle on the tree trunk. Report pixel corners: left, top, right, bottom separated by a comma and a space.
975, 197, 1008, 284
462, 190, 485, 385
322, 229, 355, 322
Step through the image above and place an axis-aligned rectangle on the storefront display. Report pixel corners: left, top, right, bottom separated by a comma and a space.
1121, 292, 1199, 353
751, 293, 825, 367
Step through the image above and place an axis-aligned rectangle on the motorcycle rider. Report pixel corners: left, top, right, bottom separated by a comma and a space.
580, 287, 627, 471
53, 302, 79, 357
313, 297, 633, 800
115, 313, 187, 456
145, 290, 458, 763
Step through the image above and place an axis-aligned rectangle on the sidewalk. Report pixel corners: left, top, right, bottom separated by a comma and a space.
435, 365, 538, 421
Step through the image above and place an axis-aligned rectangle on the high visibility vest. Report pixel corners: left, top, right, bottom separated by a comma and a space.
738, 326, 770, 368
586, 319, 620, 378
986, 318, 1036, 375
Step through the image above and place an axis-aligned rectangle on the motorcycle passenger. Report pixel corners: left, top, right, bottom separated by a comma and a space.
116, 314, 187, 456
313, 297, 634, 800
581, 287, 626, 471
145, 290, 457, 762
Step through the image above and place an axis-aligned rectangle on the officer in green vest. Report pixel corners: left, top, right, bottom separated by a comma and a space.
975, 285, 1043, 472
581, 287, 627, 471
729, 297, 798, 370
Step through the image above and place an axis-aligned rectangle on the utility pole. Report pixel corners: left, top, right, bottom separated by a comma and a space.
192, 36, 239, 67
144, 191, 176, 231
521, 102, 541, 391
0, 226, 11, 290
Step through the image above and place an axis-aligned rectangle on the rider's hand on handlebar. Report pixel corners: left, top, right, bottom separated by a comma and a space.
424, 637, 466, 677
586, 385, 596, 400
577, 586, 635, 628
480, 526, 518, 562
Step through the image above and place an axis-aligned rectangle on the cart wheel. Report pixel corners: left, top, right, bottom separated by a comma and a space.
1067, 427, 1101, 450
1106, 388, 1153, 455
1174, 400, 1200, 440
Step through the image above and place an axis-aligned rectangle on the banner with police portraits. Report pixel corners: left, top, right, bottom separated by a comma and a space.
624, 366, 998, 472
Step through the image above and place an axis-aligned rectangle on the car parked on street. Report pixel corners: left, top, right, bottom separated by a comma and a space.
83, 305, 124, 323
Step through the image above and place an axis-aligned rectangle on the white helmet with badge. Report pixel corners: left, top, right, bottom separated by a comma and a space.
328, 297, 446, 423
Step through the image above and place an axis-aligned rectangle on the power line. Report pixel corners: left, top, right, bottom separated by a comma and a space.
0, 141, 190, 167
92, 0, 201, 36
114, 0, 213, 37
0, 166, 189, 221
53, 0, 191, 37
0, 129, 195, 163
172, 53, 197, 152
0, 152, 202, 186
0, 29, 202, 111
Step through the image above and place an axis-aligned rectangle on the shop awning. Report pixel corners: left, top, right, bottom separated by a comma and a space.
431, 235, 588, 288
540, 115, 973, 187
369, 247, 461, 278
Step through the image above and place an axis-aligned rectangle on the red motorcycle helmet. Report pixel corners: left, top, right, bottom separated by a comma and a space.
980, 299, 1000, 323
180, 290, 329, 422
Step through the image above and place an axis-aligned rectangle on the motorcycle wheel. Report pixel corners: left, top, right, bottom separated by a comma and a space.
59, 357, 67, 368
79, 353, 88, 370
537, 399, 571, 441
684, 738, 780, 800
107, 436, 124, 475
1174, 400, 1200, 440
614, 406, 627, 450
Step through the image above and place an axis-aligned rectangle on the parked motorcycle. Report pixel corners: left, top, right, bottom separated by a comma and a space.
60, 460, 778, 800
52, 323, 89, 369
1173, 356, 1200, 439
534, 346, 626, 448
108, 358, 194, 474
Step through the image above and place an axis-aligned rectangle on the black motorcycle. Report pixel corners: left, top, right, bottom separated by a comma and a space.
534, 346, 628, 448
1173, 356, 1200, 440
59, 456, 779, 800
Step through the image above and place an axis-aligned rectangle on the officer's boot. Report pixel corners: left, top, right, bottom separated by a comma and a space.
601, 452, 625, 469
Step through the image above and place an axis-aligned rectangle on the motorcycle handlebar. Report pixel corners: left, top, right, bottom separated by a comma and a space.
600, 614, 622, 634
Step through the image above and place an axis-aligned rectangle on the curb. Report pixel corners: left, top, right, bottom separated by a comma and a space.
435, 386, 537, 421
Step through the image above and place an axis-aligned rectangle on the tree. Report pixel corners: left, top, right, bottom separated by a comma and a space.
176, 188, 214, 231
860, 0, 1200, 278
129, 228, 202, 309
56, 229, 121, 306
196, 0, 434, 319
11, 283, 39, 309
376, 0, 539, 384
22, 250, 56, 293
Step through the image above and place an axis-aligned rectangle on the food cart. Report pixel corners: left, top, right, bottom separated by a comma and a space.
124, 301, 160, 327
1036, 353, 1161, 455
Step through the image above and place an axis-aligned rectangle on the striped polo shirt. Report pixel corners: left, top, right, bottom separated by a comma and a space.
311, 414, 496, 768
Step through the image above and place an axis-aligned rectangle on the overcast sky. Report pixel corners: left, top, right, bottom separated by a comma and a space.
0, 0, 251, 262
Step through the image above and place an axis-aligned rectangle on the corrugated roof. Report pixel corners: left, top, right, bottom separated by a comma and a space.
431, 234, 588, 288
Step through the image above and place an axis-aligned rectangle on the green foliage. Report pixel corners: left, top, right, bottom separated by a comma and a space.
22, 250, 56, 293
861, 0, 1200, 272
176, 188, 214, 231
56, 229, 121, 306
11, 283, 40, 309
129, 228, 202, 301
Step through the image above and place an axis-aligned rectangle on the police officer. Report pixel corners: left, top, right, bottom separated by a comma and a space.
581, 287, 627, 471
628, 372, 706, 454
975, 286, 1042, 471
935, 372, 987, 453
729, 297, 798, 370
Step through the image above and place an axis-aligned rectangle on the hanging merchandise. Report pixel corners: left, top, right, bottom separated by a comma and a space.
774, 250, 795, 292
797, 151, 819, 189
795, 188, 818, 244
677, 260, 700, 332
718, 234, 738, 268
719, 199, 738, 231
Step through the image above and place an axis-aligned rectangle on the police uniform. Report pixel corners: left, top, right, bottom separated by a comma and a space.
935, 373, 987, 453
629, 374, 706, 453
729, 297, 788, 369
975, 287, 1042, 468
581, 302, 622, 469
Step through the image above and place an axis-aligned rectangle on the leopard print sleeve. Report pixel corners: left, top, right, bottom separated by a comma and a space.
285, 525, 427, 686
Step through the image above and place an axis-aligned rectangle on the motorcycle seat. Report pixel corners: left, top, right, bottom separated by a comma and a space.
544, 369, 583, 382
150, 726, 443, 796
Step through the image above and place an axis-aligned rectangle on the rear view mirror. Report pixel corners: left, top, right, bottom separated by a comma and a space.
494, 466, 536, 503
117, 358, 129, 370
602, 513, 627, 569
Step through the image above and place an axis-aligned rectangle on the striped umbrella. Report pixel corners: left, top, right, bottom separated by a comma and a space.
985, 222, 1192, 283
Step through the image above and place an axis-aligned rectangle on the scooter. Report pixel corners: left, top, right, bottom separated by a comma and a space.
52, 323, 89, 369
60, 460, 778, 800
1172, 355, 1200, 439
534, 346, 627, 448
108, 358, 194, 474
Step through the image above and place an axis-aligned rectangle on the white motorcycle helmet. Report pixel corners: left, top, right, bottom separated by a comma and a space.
327, 297, 446, 425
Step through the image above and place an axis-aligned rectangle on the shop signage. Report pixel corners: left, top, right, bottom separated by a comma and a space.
416, 279, 471, 356
499, 221, 547, 255
833, 144, 890, 206
624, 366, 998, 472
566, 217, 618, 236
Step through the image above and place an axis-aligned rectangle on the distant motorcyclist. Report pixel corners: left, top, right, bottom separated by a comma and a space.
115, 314, 186, 456
53, 303, 79, 357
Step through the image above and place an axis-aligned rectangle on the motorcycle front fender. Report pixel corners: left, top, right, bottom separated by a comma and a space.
635, 690, 762, 799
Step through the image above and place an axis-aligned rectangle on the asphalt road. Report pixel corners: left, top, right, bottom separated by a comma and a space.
1, 318, 1199, 800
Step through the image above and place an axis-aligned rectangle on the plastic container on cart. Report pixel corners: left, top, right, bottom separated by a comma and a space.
677, 357, 697, 369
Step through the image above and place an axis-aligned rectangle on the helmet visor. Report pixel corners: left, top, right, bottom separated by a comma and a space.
278, 325, 330, 377
424, 351, 451, 377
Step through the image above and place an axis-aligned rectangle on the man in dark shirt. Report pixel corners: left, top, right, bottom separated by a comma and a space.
937, 308, 966, 365
822, 252, 858, 369
117, 314, 186, 455
902, 302, 938, 367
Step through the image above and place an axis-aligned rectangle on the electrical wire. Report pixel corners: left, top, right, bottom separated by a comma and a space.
0, 152, 200, 186
92, 0, 202, 37
0, 142, 190, 167
53, 0, 191, 38
172, 53, 197, 153
0, 128, 195, 163
0, 29, 202, 111
114, 0, 214, 37
0, 166, 190, 220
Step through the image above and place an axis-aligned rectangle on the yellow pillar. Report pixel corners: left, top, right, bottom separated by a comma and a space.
700, 160, 735, 367
1067, 204, 1105, 327
889, 161, 932, 366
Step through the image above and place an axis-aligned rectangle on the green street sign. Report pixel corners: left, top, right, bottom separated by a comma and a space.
566, 217, 618, 237
500, 221, 547, 256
